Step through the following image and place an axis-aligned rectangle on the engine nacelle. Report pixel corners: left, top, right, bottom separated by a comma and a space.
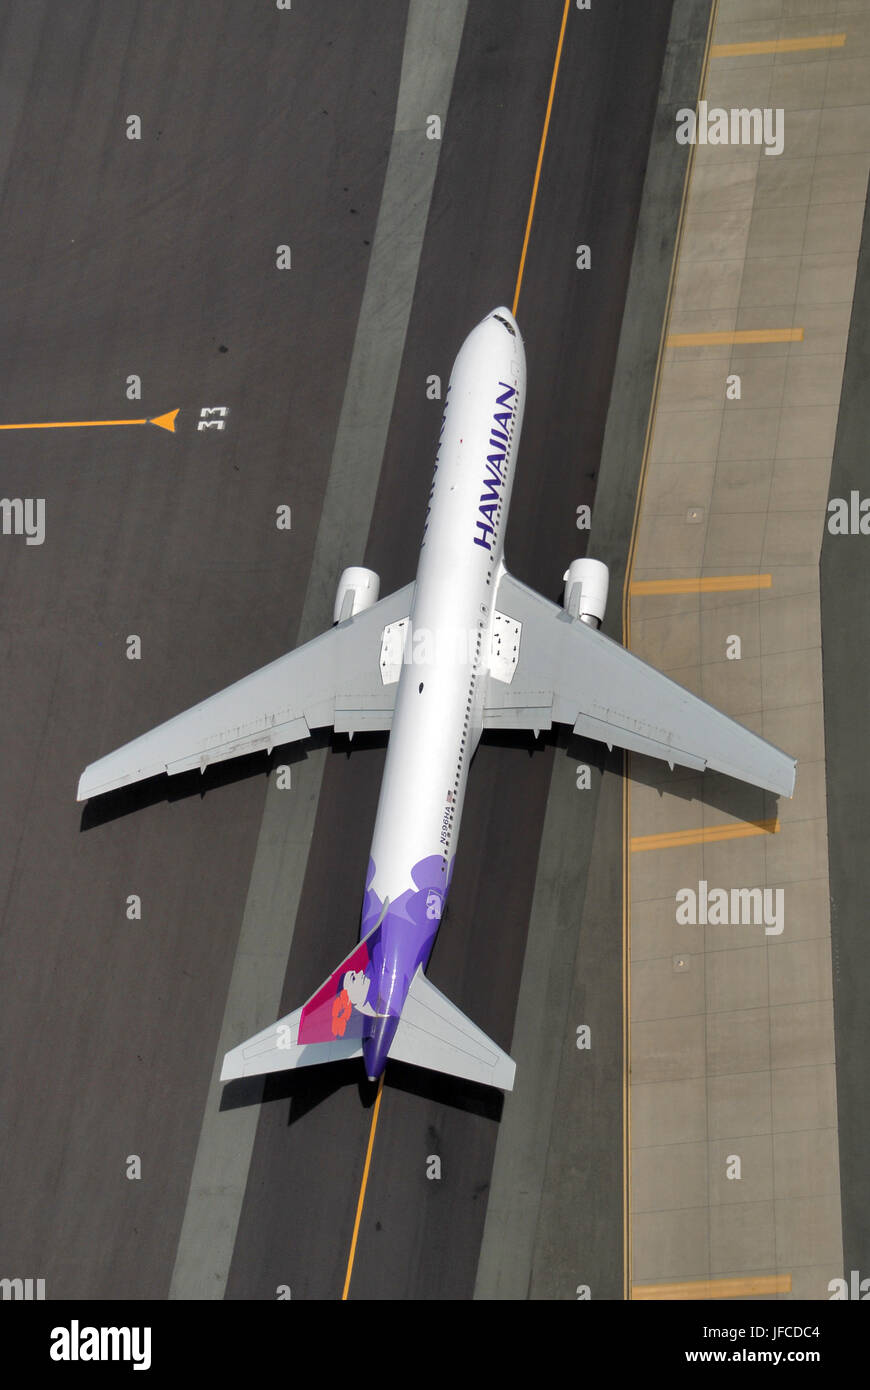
562, 558, 609, 628
333, 567, 380, 624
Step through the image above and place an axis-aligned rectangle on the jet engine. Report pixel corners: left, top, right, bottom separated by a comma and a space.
333, 566, 380, 624
562, 558, 609, 628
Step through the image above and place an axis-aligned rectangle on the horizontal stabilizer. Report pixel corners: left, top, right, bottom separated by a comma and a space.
388, 969, 516, 1091
220, 1010, 362, 1081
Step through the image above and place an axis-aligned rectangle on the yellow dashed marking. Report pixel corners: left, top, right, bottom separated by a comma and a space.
631, 574, 773, 596
667, 328, 803, 347
631, 819, 780, 853
711, 34, 846, 58
633, 1273, 792, 1300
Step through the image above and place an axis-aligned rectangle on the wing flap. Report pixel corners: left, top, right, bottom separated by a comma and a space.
571, 709, 707, 770
165, 715, 311, 777
487, 571, 795, 797
78, 582, 414, 799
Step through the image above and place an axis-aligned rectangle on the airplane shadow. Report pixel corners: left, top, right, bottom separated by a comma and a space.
218, 1061, 500, 1128
484, 722, 782, 823
220, 1057, 503, 1125
625, 753, 781, 824
219, 1060, 379, 1125
384, 1060, 504, 1121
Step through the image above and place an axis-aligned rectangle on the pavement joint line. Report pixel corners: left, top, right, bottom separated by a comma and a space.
167, 0, 469, 1300
630, 818, 780, 853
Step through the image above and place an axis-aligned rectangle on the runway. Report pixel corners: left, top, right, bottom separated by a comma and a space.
0, 0, 683, 1301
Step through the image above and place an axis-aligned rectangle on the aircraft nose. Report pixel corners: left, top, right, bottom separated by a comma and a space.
490, 306, 519, 337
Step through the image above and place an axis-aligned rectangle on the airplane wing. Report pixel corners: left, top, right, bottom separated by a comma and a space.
484, 571, 795, 798
78, 582, 415, 800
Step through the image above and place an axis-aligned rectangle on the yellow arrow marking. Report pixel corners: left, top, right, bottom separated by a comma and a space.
149, 409, 179, 432
0, 408, 178, 433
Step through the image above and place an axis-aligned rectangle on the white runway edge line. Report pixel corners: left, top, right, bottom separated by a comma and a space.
168, 0, 469, 1300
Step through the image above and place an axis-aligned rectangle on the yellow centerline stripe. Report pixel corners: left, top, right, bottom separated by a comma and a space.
631, 818, 779, 853
0, 418, 147, 429
341, 1076, 384, 1300
712, 34, 846, 58
0, 408, 178, 433
342, 0, 573, 1300
512, 0, 571, 316
633, 1273, 792, 1300
631, 574, 772, 596
667, 327, 803, 347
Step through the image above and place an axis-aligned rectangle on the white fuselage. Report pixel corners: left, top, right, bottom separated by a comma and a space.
367, 308, 526, 922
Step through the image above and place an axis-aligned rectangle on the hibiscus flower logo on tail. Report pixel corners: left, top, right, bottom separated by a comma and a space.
331, 990, 353, 1037
330, 967, 379, 1038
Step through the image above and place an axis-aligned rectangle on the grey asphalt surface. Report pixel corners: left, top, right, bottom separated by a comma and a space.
0, 0, 408, 1300
0, 0, 680, 1302
821, 181, 870, 1286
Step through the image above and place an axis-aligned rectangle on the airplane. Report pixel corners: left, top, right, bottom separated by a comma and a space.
78, 307, 796, 1092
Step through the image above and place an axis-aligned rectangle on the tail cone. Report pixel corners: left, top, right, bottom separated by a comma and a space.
362, 1013, 399, 1083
